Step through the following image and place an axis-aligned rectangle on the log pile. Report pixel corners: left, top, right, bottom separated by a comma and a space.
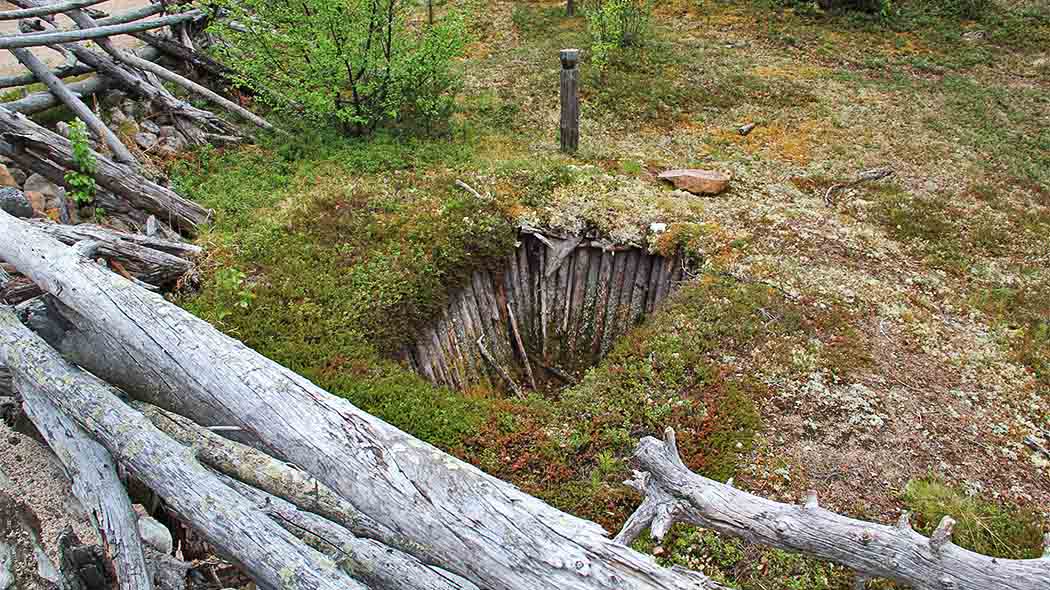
1, 206, 1048, 590
400, 230, 686, 392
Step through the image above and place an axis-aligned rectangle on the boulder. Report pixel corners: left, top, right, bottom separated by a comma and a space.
155, 135, 184, 157
158, 125, 178, 139
134, 132, 158, 151
0, 164, 18, 188
23, 174, 69, 221
141, 120, 161, 135
9, 167, 27, 187
0, 188, 32, 218
657, 169, 731, 195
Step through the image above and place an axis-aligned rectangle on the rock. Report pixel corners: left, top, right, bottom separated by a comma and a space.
23, 174, 69, 221
0, 188, 32, 218
158, 125, 177, 139
121, 99, 144, 121
649, 222, 667, 234
0, 164, 18, 188
137, 516, 173, 555
10, 167, 27, 187
134, 132, 158, 151
108, 106, 128, 126
55, 121, 71, 139
657, 169, 731, 195
738, 123, 757, 136
141, 120, 161, 135
155, 136, 185, 157
100, 90, 127, 109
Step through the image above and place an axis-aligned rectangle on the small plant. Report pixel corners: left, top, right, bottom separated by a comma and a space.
213, 267, 255, 321
63, 119, 97, 206
585, 0, 654, 71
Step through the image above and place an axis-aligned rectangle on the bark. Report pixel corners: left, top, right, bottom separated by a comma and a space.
0, 305, 364, 590
26, 220, 198, 286
219, 474, 476, 590
15, 385, 152, 590
9, 46, 137, 165
129, 30, 236, 82
0, 209, 724, 590
1, 276, 41, 304
618, 427, 1050, 590
0, 108, 210, 235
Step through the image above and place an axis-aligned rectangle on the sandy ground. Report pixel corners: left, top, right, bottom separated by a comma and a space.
0, 1, 150, 78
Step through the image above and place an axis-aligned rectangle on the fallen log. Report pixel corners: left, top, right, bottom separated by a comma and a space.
0, 209, 724, 590
16, 381, 152, 590
130, 30, 236, 82
27, 220, 198, 286
9, 46, 137, 165
0, 305, 364, 590
0, 108, 210, 235
0, 0, 103, 20
0, 11, 202, 49
617, 427, 1050, 590
219, 474, 475, 590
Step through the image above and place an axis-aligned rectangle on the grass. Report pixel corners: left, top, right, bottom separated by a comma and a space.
162, 0, 1050, 586
903, 477, 1046, 559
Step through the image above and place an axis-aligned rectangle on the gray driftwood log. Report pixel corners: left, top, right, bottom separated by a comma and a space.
0, 305, 365, 590
0, 108, 210, 234
617, 428, 1050, 590
15, 383, 152, 590
0, 209, 724, 590
219, 474, 475, 590
8, 46, 136, 165
0, 11, 201, 49
27, 220, 198, 286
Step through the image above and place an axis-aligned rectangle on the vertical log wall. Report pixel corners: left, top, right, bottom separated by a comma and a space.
400, 231, 687, 392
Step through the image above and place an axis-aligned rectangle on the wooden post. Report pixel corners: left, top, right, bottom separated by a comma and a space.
559, 49, 579, 154
567, 0, 575, 16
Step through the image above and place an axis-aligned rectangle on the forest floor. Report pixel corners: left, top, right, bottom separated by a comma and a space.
169, 0, 1049, 587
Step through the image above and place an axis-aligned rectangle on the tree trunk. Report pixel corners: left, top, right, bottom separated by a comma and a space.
0, 108, 210, 235
0, 306, 364, 590
0, 209, 724, 590
618, 428, 1050, 590
15, 386, 152, 590
26, 220, 198, 287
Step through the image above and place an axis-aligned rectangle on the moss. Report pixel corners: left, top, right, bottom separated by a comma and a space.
903, 477, 1046, 559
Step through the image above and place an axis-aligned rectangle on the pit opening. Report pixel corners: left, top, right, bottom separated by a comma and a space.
399, 230, 691, 393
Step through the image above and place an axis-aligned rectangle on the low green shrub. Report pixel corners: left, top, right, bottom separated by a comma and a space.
586, 0, 654, 71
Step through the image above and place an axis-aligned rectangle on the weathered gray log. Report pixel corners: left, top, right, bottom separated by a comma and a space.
0, 108, 210, 234
617, 427, 1050, 590
116, 51, 273, 131
219, 474, 475, 590
26, 220, 197, 286
9, 46, 136, 165
559, 49, 580, 153
94, 3, 164, 26
0, 0, 103, 20
477, 333, 522, 397
130, 30, 235, 82
0, 209, 724, 590
0, 11, 201, 49
0, 57, 94, 89
0, 305, 363, 590
506, 302, 536, 390
15, 383, 152, 590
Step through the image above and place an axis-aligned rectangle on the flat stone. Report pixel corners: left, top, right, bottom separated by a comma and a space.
141, 120, 161, 135
0, 187, 32, 218
23, 174, 69, 221
657, 169, 731, 195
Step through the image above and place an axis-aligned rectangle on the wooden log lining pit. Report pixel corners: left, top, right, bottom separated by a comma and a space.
399, 230, 688, 393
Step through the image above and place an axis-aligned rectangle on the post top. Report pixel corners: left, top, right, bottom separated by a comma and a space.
560, 48, 580, 68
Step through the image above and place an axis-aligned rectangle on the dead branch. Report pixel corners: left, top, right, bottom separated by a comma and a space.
618, 427, 1050, 590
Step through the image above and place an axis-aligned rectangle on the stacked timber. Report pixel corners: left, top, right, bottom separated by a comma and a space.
401, 230, 687, 393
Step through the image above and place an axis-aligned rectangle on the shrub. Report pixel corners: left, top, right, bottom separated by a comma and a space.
210, 0, 467, 135
585, 0, 654, 71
